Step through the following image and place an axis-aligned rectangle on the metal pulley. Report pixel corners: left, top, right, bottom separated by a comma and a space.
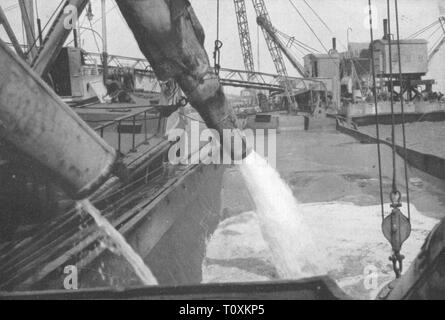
382, 191, 412, 278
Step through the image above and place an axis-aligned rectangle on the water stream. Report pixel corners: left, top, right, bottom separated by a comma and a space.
239, 152, 325, 279
79, 199, 158, 286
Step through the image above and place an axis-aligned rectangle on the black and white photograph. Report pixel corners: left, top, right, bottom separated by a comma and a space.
0, 0, 444, 304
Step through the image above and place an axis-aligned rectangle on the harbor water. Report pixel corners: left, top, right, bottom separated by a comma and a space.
204, 115, 443, 299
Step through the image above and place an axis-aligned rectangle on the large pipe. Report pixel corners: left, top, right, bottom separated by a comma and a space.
115, 0, 249, 160
0, 40, 117, 199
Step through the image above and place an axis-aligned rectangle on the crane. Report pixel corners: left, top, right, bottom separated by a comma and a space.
233, 0, 256, 74
256, 15, 307, 77
250, 0, 299, 113
233, 0, 326, 120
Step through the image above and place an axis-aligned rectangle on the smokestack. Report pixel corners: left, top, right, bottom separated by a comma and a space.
383, 19, 388, 40
332, 38, 337, 51
73, 29, 79, 48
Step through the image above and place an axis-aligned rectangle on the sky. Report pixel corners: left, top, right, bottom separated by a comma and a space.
1, 0, 444, 90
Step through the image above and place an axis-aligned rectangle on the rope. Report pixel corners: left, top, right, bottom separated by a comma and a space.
302, 0, 347, 50
257, 24, 261, 71
287, 0, 329, 54
95, 164, 165, 203
426, 25, 443, 41
368, 0, 385, 220
4, 4, 19, 12
26, 0, 65, 56
66, 2, 118, 46
408, 20, 439, 39
20, 0, 38, 52
276, 30, 320, 53
213, 0, 223, 76
88, 18, 102, 53
386, 0, 399, 199
394, 0, 411, 220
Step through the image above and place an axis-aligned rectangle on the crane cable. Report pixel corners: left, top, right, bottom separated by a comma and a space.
408, 20, 440, 39
25, 0, 64, 56
301, 0, 347, 51
394, 0, 411, 222
213, 0, 223, 76
287, 0, 329, 54
367, 0, 385, 224
383, 0, 412, 279
368, 0, 412, 280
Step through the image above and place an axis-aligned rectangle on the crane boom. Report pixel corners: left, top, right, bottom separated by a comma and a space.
256, 16, 307, 77
251, 0, 298, 111
233, 0, 256, 73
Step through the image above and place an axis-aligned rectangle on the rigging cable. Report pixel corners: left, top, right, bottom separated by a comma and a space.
25, 0, 64, 56
276, 29, 320, 53
381, 0, 412, 279
394, 0, 411, 220
87, 8, 101, 54
386, 0, 398, 200
66, 1, 118, 46
407, 20, 439, 39
4, 4, 19, 12
302, 0, 347, 50
287, 0, 329, 53
257, 23, 260, 71
20, 0, 38, 53
213, 0, 223, 76
367, 0, 385, 221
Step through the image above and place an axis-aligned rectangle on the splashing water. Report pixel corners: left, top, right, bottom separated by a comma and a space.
239, 152, 324, 279
79, 199, 158, 286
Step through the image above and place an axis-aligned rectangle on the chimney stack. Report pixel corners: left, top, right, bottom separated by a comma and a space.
383, 19, 388, 40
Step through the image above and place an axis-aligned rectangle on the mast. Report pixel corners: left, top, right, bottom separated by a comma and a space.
101, 0, 108, 82
18, 0, 37, 60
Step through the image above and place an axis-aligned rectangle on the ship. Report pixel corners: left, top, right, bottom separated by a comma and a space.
0, 0, 445, 300
0, 0, 229, 291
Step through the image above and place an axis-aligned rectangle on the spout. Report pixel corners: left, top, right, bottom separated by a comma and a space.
0, 40, 117, 199
116, 0, 250, 160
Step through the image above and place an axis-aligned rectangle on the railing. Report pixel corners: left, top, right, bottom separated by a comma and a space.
94, 106, 160, 155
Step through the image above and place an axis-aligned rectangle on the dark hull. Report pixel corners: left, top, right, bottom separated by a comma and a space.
335, 117, 445, 184
0, 159, 225, 291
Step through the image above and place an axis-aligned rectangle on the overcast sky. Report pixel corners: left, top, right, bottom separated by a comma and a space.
1, 0, 444, 90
